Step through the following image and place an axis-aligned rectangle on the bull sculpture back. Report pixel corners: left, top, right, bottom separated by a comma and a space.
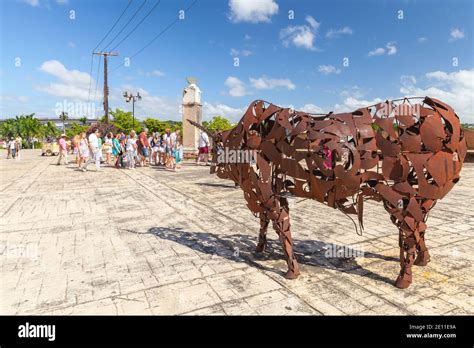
189, 96, 467, 289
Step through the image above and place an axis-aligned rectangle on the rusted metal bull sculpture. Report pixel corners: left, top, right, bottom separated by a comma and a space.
189, 97, 466, 288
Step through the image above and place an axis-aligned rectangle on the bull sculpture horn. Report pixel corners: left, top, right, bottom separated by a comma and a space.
186, 119, 214, 138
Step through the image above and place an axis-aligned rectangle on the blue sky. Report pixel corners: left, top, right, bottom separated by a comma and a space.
1, 0, 473, 122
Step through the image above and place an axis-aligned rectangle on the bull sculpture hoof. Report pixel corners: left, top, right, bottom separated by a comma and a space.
395, 271, 412, 289
414, 251, 431, 267
284, 269, 300, 280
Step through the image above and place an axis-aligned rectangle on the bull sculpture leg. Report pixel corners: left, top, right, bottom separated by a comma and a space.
256, 213, 270, 252
395, 213, 430, 289
414, 231, 431, 266
271, 201, 300, 279
395, 225, 418, 289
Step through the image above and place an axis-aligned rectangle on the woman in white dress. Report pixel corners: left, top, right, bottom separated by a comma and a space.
78, 132, 89, 172
104, 132, 114, 165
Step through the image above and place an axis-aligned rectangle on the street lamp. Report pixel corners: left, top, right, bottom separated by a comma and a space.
123, 91, 142, 130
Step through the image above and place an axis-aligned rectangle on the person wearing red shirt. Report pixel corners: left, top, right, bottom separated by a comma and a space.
138, 128, 150, 167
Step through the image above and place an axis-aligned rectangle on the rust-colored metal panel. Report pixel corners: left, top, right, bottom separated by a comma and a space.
188, 96, 467, 289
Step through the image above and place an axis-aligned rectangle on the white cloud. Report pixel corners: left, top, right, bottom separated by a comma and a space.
339, 85, 365, 99
244, 34, 251, 40
225, 75, 295, 96
250, 76, 295, 90
417, 37, 427, 43
334, 97, 384, 113
228, 0, 278, 23
400, 75, 416, 87
449, 28, 465, 41
148, 70, 165, 77
110, 85, 180, 120
326, 26, 353, 38
37, 60, 93, 102
318, 64, 341, 75
225, 76, 248, 97
386, 42, 397, 55
22, 0, 39, 6
399, 69, 474, 122
230, 48, 252, 56
279, 15, 320, 51
68, 41, 76, 48
138, 69, 165, 77
368, 47, 385, 56
0, 95, 30, 103
299, 103, 324, 114
114, 85, 249, 122
203, 102, 246, 122
22, 0, 68, 6
368, 42, 397, 56
305, 15, 320, 30
39, 60, 90, 86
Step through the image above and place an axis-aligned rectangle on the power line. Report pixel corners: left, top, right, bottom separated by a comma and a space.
93, 0, 134, 52
101, 0, 148, 52
87, 1, 133, 109
110, 0, 198, 73
86, 53, 95, 106
110, 0, 162, 52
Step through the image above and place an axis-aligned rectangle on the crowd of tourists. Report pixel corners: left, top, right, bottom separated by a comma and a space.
3, 126, 212, 172
53, 127, 210, 172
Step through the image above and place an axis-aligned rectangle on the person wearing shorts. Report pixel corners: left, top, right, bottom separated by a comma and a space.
138, 128, 150, 167
150, 133, 161, 165
197, 130, 210, 165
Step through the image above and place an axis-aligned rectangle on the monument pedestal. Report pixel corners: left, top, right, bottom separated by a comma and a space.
182, 78, 202, 159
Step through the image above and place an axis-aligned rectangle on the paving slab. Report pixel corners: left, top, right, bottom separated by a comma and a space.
0, 150, 472, 315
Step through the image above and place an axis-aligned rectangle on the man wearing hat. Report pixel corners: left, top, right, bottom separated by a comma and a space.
57, 133, 69, 165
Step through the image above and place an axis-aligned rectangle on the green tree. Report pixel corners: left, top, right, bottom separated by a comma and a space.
66, 122, 88, 138
59, 111, 69, 132
205, 115, 233, 133
143, 118, 170, 133
0, 114, 50, 148
79, 116, 88, 125
110, 108, 142, 133
20, 114, 43, 147
0, 119, 18, 139
42, 121, 61, 139
171, 121, 183, 133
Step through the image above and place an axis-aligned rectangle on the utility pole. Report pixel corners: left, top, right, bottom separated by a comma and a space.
123, 91, 142, 130
93, 51, 118, 123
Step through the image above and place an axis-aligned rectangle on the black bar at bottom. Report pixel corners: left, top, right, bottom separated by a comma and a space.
0, 315, 472, 346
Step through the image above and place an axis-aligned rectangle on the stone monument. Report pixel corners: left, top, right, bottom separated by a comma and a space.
182, 77, 202, 157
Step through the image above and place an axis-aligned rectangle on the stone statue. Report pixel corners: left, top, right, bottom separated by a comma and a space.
182, 77, 202, 156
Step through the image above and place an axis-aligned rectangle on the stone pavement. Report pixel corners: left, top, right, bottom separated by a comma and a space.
0, 150, 472, 315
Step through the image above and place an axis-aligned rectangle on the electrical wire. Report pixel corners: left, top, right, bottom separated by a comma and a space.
101, 0, 148, 52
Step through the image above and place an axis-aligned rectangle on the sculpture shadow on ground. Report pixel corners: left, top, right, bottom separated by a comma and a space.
143, 226, 398, 285
195, 182, 237, 189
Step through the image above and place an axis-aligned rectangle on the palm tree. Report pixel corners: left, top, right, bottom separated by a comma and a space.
79, 116, 88, 125
0, 119, 17, 139
18, 114, 42, 148
59, 111, 69, 133
42, 121, 61, 140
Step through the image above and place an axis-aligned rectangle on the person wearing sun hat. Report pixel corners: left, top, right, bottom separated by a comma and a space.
57, 133, 69, 165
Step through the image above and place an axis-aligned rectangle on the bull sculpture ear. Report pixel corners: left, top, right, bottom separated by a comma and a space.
187, 119, 215, 139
